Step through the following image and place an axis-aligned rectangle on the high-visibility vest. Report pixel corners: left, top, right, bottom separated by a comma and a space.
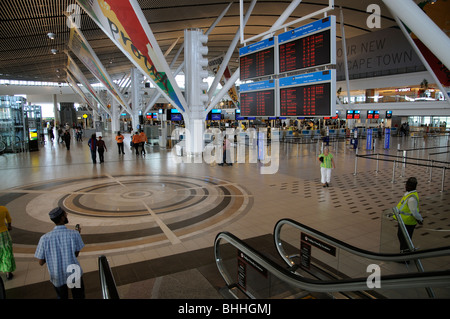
394, 191, 420, 225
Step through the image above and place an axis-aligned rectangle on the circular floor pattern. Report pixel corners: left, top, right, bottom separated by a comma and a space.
1, 174, 253, 256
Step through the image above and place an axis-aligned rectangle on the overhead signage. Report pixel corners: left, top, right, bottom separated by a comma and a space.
240, 80, 276, 117
66, 54, 111, 116
386, 110, 392, 119
66, 72, 96, 111
278, 16, 335, 74
279, 70, 335, 117
68, 26, 128, 111
239, 37, 276, 81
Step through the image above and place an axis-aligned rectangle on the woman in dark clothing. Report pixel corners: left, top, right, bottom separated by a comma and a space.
88, 134, 97, 163
63, 130, 71, 150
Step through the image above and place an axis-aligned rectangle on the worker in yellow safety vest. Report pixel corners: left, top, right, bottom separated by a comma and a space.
393, 177, 423, 253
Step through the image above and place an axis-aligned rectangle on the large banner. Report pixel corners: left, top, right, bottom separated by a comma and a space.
413, 1, 450, 86
66, 54, 111, 116
66, 72, 96, 111
336, 28, 423, 80
68, 26, 129, 112
75, 0, 186, 112
209, 56, 239, 107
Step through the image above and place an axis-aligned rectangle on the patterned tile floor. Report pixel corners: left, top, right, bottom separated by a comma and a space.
0, 131, 449, 299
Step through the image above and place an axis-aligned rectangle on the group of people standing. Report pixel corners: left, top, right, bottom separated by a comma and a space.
131, 130, 148, 156
86, 130, 148, 163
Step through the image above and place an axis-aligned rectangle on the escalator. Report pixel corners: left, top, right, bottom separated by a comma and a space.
214, 218, 450, 299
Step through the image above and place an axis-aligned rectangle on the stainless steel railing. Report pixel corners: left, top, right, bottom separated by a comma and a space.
215, 230, 450, 297
98, 255, 120, 299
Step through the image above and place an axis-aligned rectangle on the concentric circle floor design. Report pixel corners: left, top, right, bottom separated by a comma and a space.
1, 174, 253, 256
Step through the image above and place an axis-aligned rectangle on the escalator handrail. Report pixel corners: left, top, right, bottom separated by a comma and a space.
98, 255, 120, 299
215, 231, 450, 294
274, 218, 450, 266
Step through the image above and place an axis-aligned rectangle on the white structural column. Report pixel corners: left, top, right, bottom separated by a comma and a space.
382, 0, 450, 71
110, 98, 120, 134
183, 29, 209, 157
52, 94, 59, 125
130, 67, 142, 132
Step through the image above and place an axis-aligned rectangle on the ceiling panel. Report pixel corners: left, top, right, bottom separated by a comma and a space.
0, 0, 405, 84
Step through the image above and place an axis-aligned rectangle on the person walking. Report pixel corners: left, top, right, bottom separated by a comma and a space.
97, 136, 107, 163
47, 126, 54, 143
88, 134, 98, 164
219, 135, 232, 166
0, 205, 16, 280
393, 177, 424, 253
139, 129, 148, 155
57, 126, 63, 143
115, 131, 125, 154
63, 130, 71, 150
132, 132, 140, 155
34, 207, 85, 299
318, 146, 335, 187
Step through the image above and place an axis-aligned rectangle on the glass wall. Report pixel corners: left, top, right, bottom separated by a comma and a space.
0, 96, 26, 152
408, 116, 450, 128
339, 86, 448, 104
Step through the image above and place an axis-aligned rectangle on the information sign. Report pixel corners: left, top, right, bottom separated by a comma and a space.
384, 128, 391, 149
240, 80, 276, 117
279, 70, 335, 117
239, 37, 276, 81
278, 16, 335, 74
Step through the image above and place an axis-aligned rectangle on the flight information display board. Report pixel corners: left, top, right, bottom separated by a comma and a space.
239, 80, 276, 117
367, 110, 380, 119
278, 16, 335, 74
279, 70, 335, 117
239, 38, 276, 81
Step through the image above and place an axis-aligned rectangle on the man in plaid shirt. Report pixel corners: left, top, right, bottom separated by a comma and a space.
35, 207, 85, 299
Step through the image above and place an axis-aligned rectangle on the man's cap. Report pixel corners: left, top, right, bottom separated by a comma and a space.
49, 207, 64, 219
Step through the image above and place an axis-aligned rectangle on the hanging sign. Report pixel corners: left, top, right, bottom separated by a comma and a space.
66, 72, 96, 111
66, 54, 111, 116
68, 26, 128, 112
75, 0, 186, 112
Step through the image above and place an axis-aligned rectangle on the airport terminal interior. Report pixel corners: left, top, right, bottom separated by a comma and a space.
0, 0, 449, 300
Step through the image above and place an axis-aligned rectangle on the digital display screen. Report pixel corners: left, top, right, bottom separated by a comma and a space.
386, 110, 392, 118
354, 110, 360, 119
29, 130, 38, 140
240, 47, 275, 81
279, 30, 331, 73
279, 82, 331, 117
235, 109, 244, 120
240, 89, 275, 117
324, 111, 339, 120
346, 110, 354, 119
367, 110, 374, 119
171, 114, 183, 121
374, 110, 380, 119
